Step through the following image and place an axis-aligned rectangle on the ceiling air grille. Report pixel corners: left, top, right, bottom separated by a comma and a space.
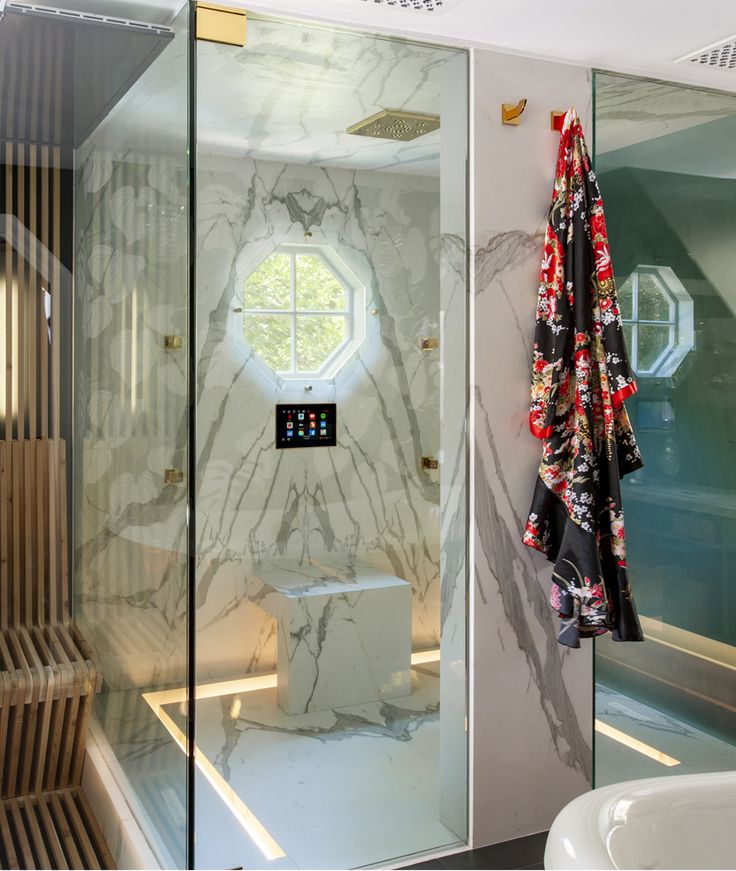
356, 0, 446, 11
680, 37, 736, 70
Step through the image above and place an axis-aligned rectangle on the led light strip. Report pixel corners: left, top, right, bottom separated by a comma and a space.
143, 648, 441, 860
595, 719, 681, 767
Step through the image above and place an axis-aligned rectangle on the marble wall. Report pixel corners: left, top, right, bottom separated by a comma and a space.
195, 154, 445, 681
74, 150, 190, 691
471, 51, 594, 846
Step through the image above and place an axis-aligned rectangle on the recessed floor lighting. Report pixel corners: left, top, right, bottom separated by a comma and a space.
595, 719, 681, 767
143, 648, 442, 860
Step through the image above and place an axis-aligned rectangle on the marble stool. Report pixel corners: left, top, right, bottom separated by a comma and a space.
254, 560, 411, 715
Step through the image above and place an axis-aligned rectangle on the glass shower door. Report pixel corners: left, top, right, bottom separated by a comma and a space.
191, 13, 470, 869
72, 3, 192, 866
593, 72, 736, 785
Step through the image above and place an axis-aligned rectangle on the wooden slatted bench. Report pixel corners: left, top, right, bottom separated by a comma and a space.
0, 439, 109, 868
0, 787, 115, 870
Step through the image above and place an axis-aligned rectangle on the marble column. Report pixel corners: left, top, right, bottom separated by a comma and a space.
471, 50, 594, 846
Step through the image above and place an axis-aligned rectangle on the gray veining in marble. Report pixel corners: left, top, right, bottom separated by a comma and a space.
193, 153, 447, 683
471, 50, 594, 846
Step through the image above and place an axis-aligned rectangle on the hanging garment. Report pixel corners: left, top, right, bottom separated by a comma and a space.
522, 107, 645, 649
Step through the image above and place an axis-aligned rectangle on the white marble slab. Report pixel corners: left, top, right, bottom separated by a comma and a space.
471, 50, 594, 846
174, 668, 461, 870
252, 560, 411, 714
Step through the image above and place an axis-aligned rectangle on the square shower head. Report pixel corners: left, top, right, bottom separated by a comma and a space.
346, 109, 440, 141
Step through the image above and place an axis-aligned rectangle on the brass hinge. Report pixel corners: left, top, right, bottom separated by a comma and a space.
164, 468, 184, 485
195, 2, 246, 47
422, 456, 439, 471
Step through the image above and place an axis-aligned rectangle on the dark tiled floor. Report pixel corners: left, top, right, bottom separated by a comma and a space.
402, 831, 547, 870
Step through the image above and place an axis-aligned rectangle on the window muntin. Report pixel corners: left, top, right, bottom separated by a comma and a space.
619, 265, 693, 378
242, 246, 361, 379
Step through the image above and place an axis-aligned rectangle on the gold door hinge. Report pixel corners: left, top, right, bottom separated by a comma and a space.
422, 456, 439, 471
196, 2, 246, 47
164, 468, 184, 485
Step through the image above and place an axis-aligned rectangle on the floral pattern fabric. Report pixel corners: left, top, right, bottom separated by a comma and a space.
522, 107, 645, 648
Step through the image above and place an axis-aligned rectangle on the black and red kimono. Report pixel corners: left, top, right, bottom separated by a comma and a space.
522, 107, 645, 649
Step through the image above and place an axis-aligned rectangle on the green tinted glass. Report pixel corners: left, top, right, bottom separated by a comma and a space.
617, 274, 634, 320
638, 272, 671, 321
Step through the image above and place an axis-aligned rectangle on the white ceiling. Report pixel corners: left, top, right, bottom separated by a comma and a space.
43, 0, 736, 173
58, 0, 736, 92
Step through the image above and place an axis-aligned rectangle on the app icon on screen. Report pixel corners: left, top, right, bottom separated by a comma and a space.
298, 413, 305, 421
286, 422, 293, 429
298, 429, 304, 436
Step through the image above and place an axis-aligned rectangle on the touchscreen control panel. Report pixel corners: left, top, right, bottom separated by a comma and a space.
276, 404, 336, 449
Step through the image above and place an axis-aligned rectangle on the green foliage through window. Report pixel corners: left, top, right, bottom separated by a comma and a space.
242, 247, 353, 376
619, 267, 678, 376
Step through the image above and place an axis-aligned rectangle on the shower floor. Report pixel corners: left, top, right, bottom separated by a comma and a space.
99, 662, 462, 870
595, 684, 736, 786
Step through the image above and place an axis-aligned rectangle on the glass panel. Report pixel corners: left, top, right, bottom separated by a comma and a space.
72, 4, 191, 867
244, 252, 291, 310
618, 273, 634, 320
637, 324, 670, 371
622, 322, 635, 361
295, 253, 346, 310
638, 272, 671, 321
594, 72, 736, 787
244, 313, 292, 371
196, 15, 469, 870
295, 314, 346, 371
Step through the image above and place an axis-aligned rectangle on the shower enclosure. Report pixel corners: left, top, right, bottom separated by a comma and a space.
69, 3, 470, 868
593, 72, 736, 786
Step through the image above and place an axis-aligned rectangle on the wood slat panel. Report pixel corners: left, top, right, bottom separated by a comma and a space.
0, 69, 111, 871
4, 143, 13, 439
40, 145, 49, 439
0, 439, 68, 627
0, 788, 114, 870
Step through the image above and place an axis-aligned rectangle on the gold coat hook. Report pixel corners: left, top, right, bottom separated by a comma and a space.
501, 98, 527, 126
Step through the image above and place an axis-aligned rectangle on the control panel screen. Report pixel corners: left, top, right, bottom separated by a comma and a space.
276, 404, 336, 449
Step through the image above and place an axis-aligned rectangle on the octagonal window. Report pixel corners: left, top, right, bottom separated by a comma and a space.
618, 265, 694, 378
241, 244, 365, 380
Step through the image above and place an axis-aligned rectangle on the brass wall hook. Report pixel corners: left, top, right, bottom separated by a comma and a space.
551, 110, 566, 132
501, 98, 527, 126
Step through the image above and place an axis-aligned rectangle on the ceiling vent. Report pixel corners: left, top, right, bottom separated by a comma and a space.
677, 36, 736, 71
353, 0, 447, 11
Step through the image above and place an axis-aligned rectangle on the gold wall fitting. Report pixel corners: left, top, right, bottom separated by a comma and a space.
347, 109, 440, 142
422, 457, 439, 470
420, 337, 439, 351
196, 2, 246, 47
551, 110, 566, 131
501, 98, 527, 126
164, 335, 183, 350
164, 469, 184, 485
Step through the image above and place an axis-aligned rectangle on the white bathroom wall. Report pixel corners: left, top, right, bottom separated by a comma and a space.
471, 50, 594, 846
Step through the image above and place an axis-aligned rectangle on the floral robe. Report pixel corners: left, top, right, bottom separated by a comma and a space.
522, 107, 645, 649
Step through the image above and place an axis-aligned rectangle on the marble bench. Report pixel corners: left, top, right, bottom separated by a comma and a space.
253, 560, 411, 715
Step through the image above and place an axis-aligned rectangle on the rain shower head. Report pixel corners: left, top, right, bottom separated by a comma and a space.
346, 109, 440, 141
